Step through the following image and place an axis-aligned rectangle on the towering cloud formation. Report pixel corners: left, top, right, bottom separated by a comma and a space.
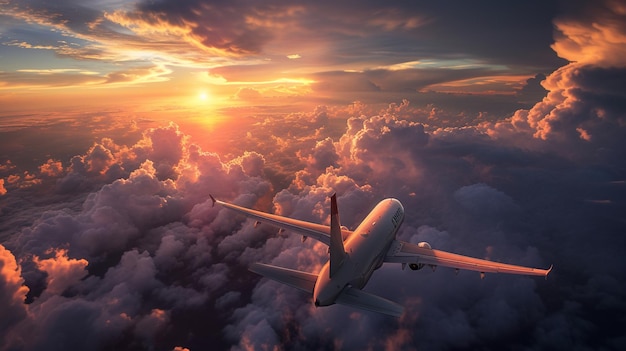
488, 0, 626, 163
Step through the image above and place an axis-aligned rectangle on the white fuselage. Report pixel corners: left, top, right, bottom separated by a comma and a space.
313, 198, 405, 307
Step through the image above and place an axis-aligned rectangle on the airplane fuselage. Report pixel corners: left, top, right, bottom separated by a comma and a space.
313, 198, 404, 307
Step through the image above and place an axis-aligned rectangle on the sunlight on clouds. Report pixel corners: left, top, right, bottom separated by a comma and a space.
552, 16, 626, 67
202, 72, 315, 87
17, 69, 99, 76
378, 59, 509, 72
424, 75, 534, 95
34, 249, 88, 296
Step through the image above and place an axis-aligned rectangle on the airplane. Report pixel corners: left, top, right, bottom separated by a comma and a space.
211, 194, 551, 317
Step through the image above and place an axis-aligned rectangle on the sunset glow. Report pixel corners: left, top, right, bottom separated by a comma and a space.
1, 1, 625, 350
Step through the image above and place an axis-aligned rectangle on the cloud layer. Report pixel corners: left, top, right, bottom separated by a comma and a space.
2, 52, 625, 350
1, 1, 626, 350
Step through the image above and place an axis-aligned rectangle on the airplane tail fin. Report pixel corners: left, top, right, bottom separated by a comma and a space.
329, 194, 347, 277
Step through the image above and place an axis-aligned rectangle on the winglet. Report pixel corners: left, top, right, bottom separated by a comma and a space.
210, 194, 216, 207
545, 264, 553, 280
329, 193, 347, 278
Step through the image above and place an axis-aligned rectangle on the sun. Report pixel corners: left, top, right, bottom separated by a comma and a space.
198, 91, 208, 101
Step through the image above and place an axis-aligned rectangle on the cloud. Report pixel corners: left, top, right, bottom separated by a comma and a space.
552, 0, 626, 67
217, 19, 625, 342
1, 90, 625, 349
453, 183, 520, 217
235, 87, 263, 100
0, 64, 171, 89
33, 248, 88, 296
1, 2, 625, 349
0, 120, 280, 350
516, 73, 549, 105
1, 0, 565, 106
0, 244, 29, 348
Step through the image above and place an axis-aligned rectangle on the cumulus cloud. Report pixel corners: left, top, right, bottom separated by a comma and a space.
0, 120, 279, 350
454, 183, 520, 217
1, 90, 625, 350
483, 1, 626, 166
552, 0, 626, 67
0, 244, 29, 348
33, 249, 88, 296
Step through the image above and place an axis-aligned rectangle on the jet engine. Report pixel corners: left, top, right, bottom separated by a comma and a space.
408, 263, 425, 270
408, 242, 432, 270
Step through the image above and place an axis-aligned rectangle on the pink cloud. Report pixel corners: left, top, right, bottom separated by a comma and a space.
38, 159, 64, 178
552, 1, 626, 67
0, 245, 29, 349
33, 249, 88, 296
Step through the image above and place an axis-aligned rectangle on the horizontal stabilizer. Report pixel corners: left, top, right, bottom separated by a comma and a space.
249, 263, 318, 293
336, 287, 404, 317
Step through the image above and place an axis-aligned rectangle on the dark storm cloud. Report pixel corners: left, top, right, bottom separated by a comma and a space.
6, 0, 565, 72
286, 0, 563, 69
127, 0, 277, 55
516, 73, 549, 105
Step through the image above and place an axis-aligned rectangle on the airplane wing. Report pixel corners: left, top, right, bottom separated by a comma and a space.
384, 240, 552, 277
211, 195, 352, 246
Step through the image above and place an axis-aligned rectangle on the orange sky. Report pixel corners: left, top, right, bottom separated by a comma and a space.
0, 1, 568, 123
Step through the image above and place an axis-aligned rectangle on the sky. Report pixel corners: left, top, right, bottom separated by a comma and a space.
1, 0, 625, 350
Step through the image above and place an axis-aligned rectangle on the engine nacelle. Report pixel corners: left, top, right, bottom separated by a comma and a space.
417, 241, 432, 249
408, 263, 425, 270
